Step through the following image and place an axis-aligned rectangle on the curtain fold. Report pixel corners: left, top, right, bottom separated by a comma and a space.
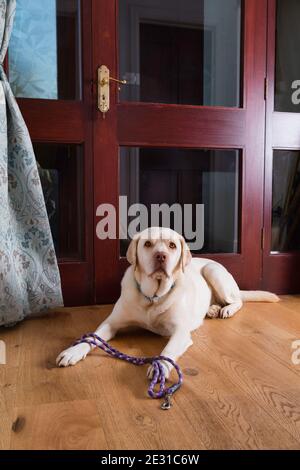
0, 0, 63, 327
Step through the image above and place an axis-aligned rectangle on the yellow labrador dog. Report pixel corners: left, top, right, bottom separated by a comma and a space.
57, 227, 279, 377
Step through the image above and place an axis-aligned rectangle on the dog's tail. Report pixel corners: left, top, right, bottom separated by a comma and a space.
240, 290, 280, 302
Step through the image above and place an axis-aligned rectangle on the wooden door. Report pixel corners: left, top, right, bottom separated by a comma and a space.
264, 0, 300, 294
8, 1, 274, 306
93, 0, 268, 303
8, 0, 94, 306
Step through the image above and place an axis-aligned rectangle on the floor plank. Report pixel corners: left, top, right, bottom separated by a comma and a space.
0, 297, 300, 450
10, 400, 108, 450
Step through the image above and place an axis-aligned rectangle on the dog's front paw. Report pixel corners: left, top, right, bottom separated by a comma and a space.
206, 304, 222, 318
56, 343, 91, 367
147, 360, 171, 381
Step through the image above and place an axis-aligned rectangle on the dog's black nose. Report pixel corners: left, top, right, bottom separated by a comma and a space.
155, 252, 167, 263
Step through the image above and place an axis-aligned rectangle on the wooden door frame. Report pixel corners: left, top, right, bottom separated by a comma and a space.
263, 0, 300, 294
93, 0, 268, 304
15, 0, 95, 306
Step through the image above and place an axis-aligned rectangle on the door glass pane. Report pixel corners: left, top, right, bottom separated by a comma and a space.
119, 0, 242, 107
272, 150, 300, 252
275, 0, 300, 112
35, 143, 84, 259
120, 148, 240, 255
9, 0, 82, 100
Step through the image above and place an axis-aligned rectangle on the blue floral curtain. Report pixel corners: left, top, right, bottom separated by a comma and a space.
0, 0, 63, 327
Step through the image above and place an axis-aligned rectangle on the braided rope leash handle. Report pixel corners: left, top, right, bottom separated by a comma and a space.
73, 333, 183, 410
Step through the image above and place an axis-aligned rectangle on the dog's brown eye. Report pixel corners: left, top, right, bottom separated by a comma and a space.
169, 242, 176, 249
144, 241, 152, 248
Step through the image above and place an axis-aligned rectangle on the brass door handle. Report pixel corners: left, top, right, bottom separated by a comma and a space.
100, 76, 127, 87
98, 65, 127, 116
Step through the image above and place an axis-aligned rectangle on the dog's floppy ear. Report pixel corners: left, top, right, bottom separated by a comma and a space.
126, 234, 140, 270
180, 236, 192, 273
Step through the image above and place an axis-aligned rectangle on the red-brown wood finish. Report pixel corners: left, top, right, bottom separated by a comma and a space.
92, 0, 120, 302
263, 0, 300, 293
93, 0, 268, 303
15, 1, 95, 306
18, 100, 85, 143
118, 104, 246, 149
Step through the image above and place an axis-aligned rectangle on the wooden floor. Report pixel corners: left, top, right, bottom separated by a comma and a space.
1, 297, 300, 450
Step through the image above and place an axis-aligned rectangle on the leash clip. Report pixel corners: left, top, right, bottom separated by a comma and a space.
161, 393, 173, 410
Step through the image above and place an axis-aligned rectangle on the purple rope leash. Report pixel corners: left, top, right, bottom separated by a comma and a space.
73, 333, 183, 410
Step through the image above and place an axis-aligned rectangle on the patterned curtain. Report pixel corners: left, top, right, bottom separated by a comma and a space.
0, 0, 63, 327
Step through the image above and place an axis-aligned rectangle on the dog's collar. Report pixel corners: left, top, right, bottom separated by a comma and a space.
135, 280, 175, 303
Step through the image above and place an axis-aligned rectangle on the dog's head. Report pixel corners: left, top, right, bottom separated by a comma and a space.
126, 227, 192, 284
